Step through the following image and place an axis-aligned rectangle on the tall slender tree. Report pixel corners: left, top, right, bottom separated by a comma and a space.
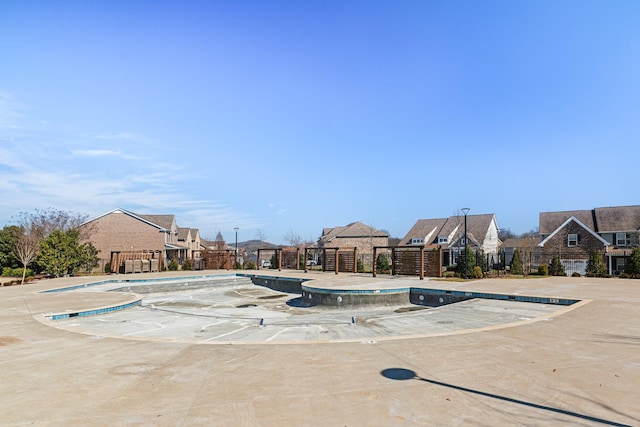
586, 250, 607, 277
14, 231, 39, 284
510, 248, 524, 275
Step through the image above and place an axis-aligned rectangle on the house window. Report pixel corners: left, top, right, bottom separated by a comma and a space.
438, 236, 448, 244
567, 234, 578, 247
616, 258, 625, 272
616, 232, 628, 246
410, 238, 424, 245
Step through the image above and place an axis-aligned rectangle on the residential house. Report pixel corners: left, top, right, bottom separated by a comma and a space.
178, 227, 202, 266
501, 237, 540, 274
78, 208, 192, 273
316, 222, 389, 267
538, 205, 640, 275
399, 213, 500, 267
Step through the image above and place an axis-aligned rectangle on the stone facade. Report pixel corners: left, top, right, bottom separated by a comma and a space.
327, 236, 388, 255
539, 219, 607, 265
317, 222, 389, 268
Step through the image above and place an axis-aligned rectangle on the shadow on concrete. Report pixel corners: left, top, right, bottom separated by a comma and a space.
380, 368, 632, 427
285, 297, 308, 308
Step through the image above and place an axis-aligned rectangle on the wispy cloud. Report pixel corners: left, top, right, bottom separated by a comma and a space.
0, 94, 261, 236
96, 132, 151, 143
0, 91, 23, 130
71, 149, 121, 157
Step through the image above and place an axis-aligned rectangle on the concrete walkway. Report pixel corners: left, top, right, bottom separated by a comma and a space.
1, 270, 639, 426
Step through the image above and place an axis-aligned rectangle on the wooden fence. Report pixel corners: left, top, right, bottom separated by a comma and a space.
373, 245, 442, 279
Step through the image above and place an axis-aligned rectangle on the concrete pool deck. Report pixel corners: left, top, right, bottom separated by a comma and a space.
1, 270, 639, 426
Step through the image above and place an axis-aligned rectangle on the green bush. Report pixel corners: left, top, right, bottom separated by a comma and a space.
549, 255, 566, 276
167, 258, 179, 271
2, 267, 33, 277
537, 264, 549, 276
376, 253, 391, 274
571, 272, 581, 277
244, 261, 256, 270
510, 249, 524, 275
624, 247, 640, 278
182, 259, 192, 271
586, 251, 607, 277
104, 262, 111, 274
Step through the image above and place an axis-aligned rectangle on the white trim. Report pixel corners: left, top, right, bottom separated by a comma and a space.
538, 216, 610, 247
80, 208, 166, 231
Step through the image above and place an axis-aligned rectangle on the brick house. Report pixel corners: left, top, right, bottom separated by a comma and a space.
316, 222, 389, 267
78, 208, 194, 273
538, 205, 640, 275
399, 213, 500, 267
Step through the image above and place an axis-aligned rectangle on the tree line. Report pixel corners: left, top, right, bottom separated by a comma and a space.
0, 208, 99, 284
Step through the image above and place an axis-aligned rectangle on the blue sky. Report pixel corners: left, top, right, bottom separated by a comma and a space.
1, 1, 639, 244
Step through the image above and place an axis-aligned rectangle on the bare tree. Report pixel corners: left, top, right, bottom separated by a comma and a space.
14, 231, 39, 284
498, 228, 517, 242
283, 229, 302, 247
16, 208, 92, 241
255, 229, 268, 244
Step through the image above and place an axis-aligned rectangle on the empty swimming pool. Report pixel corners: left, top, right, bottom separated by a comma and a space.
40, 274, 578, 344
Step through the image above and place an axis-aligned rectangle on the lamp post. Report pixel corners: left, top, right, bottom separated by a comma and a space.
234, 227, 239, 269
461, 208, 470, 279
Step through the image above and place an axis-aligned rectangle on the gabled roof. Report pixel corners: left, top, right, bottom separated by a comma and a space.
81, 208, 168, 231
136, 214, 175, 231
400, 213, 497, 247
538, 216, 609, 247
594, 205, 640, 232
539, 210, 594, 235
319, 221, 388, 243
539, 205, 640, 234
398, 218, 448, 246
177, 227, 192, 241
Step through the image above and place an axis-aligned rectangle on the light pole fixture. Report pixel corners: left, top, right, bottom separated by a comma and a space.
461, 208, 470, 279
234, 227, 239, 269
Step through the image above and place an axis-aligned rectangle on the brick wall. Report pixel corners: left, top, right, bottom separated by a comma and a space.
80, 212, 166, 272
540, 220, 606, 264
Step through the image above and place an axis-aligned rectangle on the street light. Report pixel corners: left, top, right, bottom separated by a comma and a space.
461, 208, 470, 279
234, 227, 239, 269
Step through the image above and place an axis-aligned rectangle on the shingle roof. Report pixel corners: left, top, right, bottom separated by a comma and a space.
319, 221, 388, 244
177, 227, 191, 241
594, 206, 640, 232
539, 210, 594, 234
398, 218, 448, 245
136, 214, 175, 230
400, 213, 497, 247
501, 237, 538, 248
539, 206, 640, 234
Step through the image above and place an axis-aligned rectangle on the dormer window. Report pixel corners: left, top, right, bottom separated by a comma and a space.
410, 238, 424, 245
438, 236, 448, 244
